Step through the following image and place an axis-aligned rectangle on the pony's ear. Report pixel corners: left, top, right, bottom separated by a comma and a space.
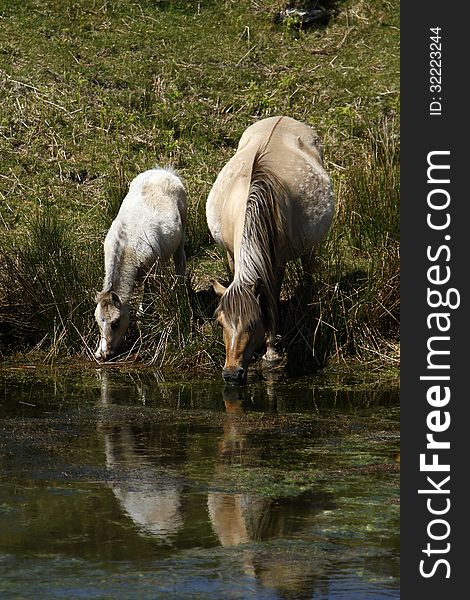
95, 290, 110, 304
252, 278, 265, 299
210, 278, 227, 297
111, 291, 122, 308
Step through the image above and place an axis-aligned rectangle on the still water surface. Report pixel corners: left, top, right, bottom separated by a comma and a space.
0, 367, 399, 599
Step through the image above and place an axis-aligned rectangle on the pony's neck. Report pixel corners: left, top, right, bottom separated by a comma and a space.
104, 246, 138, 303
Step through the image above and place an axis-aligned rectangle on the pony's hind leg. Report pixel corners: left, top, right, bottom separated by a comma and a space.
301, 250, 317, 280
173, 241, 187, 277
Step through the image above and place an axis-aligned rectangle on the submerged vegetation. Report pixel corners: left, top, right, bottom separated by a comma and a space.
0, 0, 399, 373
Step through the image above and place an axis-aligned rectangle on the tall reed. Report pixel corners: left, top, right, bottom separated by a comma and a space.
0, 210, 101, 358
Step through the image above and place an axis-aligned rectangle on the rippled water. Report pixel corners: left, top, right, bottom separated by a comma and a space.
0, 367, 399, 599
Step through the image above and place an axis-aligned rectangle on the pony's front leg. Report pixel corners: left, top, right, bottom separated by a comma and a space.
135, 269, 152, 317
261, 269, 285, 368
262, 333, 283, 366
226, 251, 235, 274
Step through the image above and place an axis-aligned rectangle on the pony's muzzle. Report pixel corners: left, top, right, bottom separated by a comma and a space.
96, 350, 115, 361
95, 339, 115, 361
222, 367, 247, 384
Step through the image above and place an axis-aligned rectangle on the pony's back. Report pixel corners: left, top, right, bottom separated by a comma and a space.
106, 167, 187, 268
119, 167, 187, 228
206, 116, 333, 260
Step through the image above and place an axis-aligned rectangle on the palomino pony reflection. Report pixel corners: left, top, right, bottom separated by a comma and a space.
95, 167, 187, 360
206, 116, 334, 383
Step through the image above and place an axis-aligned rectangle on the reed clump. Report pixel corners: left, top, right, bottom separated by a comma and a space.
0, 210, 101, 358
279, 115, 399, 371
131, 268, 224, 371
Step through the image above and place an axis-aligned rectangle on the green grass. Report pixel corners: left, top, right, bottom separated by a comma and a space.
0, 0, 399, 371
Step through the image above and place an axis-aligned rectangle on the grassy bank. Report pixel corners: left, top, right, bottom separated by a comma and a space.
0, 0, 399, 373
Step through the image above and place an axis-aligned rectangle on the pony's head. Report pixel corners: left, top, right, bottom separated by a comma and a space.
94, 289, 130, 360
212, 279, 267, 384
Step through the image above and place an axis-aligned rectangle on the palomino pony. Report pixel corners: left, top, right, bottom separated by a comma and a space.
206, 116, 334, 383
95, 167, 187, 360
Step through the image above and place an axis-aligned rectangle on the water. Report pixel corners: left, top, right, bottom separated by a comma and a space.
0, 367, 399, 599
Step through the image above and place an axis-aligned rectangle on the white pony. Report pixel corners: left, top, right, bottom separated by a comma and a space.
95, 167, 187, 360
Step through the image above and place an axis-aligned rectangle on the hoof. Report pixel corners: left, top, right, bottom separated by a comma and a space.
261, 349, 286, 370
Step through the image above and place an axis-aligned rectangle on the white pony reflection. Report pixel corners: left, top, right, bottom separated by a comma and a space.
103, 430, 183, 540
98, 370, 183, 541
